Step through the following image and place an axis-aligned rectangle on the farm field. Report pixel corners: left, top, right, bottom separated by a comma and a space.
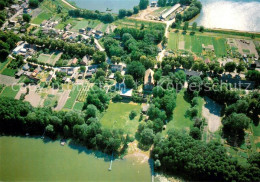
38, 52, 61, 65
73, 102, 84, 111
100, 102, 141, 135
0, 85, 20, 98
63, 85, 83, 109
43, 94, 58, 107
168, 32, 228, 57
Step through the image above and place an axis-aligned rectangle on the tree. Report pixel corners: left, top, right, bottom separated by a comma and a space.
189, 127, 201, 140
199, 26, 204, 32
192, 22, 197, 31
154, 69, 162, 83
188, 76, 202, 92
153, 118, 164, 133
29, 0, 39, 8
80, 66, 86, 72
45, 124, 55, 138
95, 69, 106, 79
129, 110, 137, 120
183, 21, 189, 31
85, 104, 99, 118
224, 62, 236, 73
118, 9, 127, 19
115, 71, 123, 83
133, 6, 139, 14
140, 128, 155, 146
126, 61, 145, 80
222, 113, 250, 146
139, 0, 149, 10
23, 14, 31, 23
246, 70, 260, 86
93, 51, 106, 64
124, 75, 135, 89
236, 62, 246, 74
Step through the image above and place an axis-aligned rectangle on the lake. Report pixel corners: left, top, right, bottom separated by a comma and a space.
192, 0, 260, 32
70, 0, 141, 13
0, 136, 152, 181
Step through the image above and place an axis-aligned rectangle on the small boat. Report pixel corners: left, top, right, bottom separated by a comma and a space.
106, 8, 112, 11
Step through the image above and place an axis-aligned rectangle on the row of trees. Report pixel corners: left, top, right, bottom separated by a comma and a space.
23, 35, 95, 58
0, 97, 124, 154
152, 130, 260, 181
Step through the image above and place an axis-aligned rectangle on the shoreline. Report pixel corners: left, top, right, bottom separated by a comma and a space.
61, 0, 77, 9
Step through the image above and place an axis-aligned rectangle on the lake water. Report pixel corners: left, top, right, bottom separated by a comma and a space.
70, 0, 141, 13
193, 0, 260, 32
0, 136, 152, 181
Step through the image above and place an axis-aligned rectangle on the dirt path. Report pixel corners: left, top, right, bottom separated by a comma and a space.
55, 90, 70, 110
61, 0, 76, 9
202, 97, 223, 133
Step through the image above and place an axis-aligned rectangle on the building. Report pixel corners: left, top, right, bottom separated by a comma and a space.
85, 72, 93, 79
150, 1, 157, 7
202, 44, 214, 52
120, 88, 133, 98
160, 4, 181, 20
95, 31, 103, 39
65, 24, 72, 31
110, 64, 123, 72
142, 104, 150, 114
15, 70, 24, 78
80, 56, 89, 65
72, 58, 78, 65
144, 69, 154, 90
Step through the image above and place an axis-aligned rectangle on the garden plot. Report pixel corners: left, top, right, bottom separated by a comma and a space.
235, 39, 259, 58
0, 85, 20, 99
24, 85, 42, 107
38, 52, 61, 65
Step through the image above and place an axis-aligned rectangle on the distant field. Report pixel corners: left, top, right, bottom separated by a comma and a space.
0, 85, 20, 98
168, 33, 228, 57
31, 11, 52, 24
100, 102, 141, 135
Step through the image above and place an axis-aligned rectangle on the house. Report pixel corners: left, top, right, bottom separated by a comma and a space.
184, 70, 201, 77
202, 44, 214, 52
142, 104, 150, 113
65, 24, 72, 31
120, 88, 133, 98
144, 69, 154, 91
80, 56, 89, 65
150, 1, 157, 7
85, 72, 93, 79
88, 65, 98, 73
46, 71, 54, 82
86, 27, 92, 32
204, 58, 211, 64
78, 72, 84, 79
160, 4, 181, 20
110, 64, 123, 72
10, 4, 20, 13
79, 28, 85, 34
95, 30, 103, 39
72, 58, 78, 65
15, 70, 24, 78
108, 73, 114, 79
67, 68, 74, 76
23, 63, 30, 71
62, 76, 67, 83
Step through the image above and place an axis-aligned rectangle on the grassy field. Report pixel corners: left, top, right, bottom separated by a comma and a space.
38, 54, 50, 63
163, 89, 203, 134
0, 59, 10, 72
63, 85, 82, 109
43, 94, 58, 107
168, 32, 228, 57
31, 11, 52, 24
1, 68, 17, 77
100, 102, 141, 135
73, 102, 84, 111
0, 85, 20, 98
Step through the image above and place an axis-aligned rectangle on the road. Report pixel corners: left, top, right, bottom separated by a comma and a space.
61, 0, 76, 9
94, 39, 105, 51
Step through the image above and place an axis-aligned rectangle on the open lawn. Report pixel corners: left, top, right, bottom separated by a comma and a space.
1, 68, 17, 77
164, 89, 203, 134
0, 85, 20, 98
38, 54, 50, 63
43, 94, 58, 107
100, 102, 141, 135
73, 102, 84, 111
0, 59, 10, 72
31, 11, 52, 24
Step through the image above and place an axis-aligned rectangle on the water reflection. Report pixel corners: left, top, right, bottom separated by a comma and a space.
193, 0, 260, 32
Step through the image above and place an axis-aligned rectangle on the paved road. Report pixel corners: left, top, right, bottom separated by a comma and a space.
1, 9, 23, 30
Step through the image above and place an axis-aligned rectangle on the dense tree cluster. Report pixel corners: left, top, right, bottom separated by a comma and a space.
68, 9, 115, 23
139, 0, 149, 10
0, 97, 124, 154
152, 130, 260, 181
29, 0, 42, 8
0, 30, 20, 60
23, 36, 95, 59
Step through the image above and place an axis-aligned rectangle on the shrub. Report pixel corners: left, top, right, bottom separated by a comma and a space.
129, 110, 137, 120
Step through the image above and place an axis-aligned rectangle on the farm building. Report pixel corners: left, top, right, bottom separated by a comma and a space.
150, 1, 157, 7
80, 56, 89, 65
160, 3, 181, 20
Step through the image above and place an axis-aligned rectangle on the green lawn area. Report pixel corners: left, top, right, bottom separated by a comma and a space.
38, 54, 51, 63
100, 102, 141, 135
63, 85, 83, 109
191, 35, 202, 54
31, 11, 52, 24
43, 94, 58, 107
212, 38, 227, 57
73, 102, 84, 111
0, 85, 20, 98
1, 68, 17, 77
164, 89, 203, 134
0, 59, 10, 72
168, 32, 179, 50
